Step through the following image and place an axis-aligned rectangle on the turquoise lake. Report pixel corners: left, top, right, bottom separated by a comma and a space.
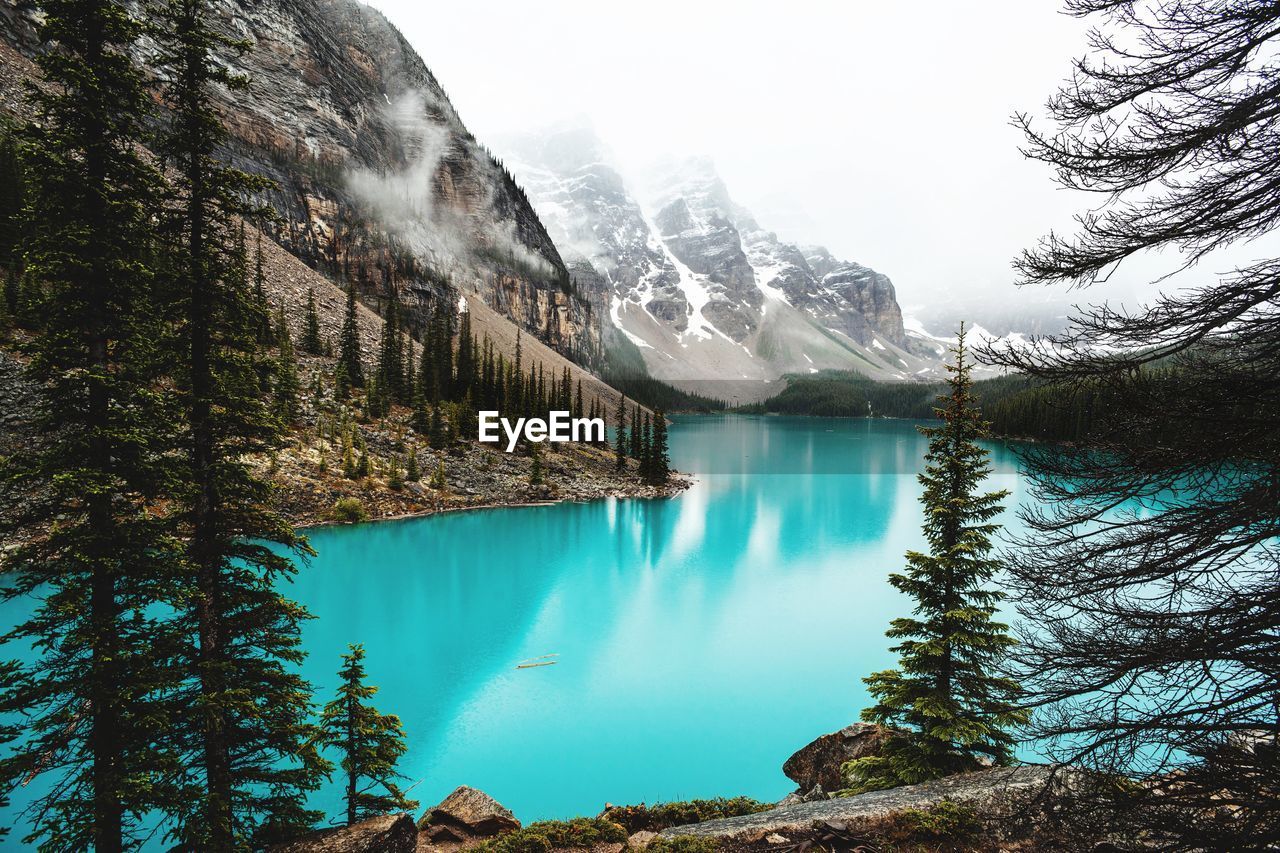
291, 415, 1032, 821
0, 414, 1034, 838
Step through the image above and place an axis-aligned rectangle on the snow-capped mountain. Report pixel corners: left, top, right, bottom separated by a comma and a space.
500, 128, 944, 397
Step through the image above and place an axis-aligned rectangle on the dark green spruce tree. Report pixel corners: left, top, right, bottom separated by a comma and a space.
274, 304, 301, 425
338, 281, 364, 390
646, 409, 670, 485
374, 294, 404, 409
318, 645, 418, 826
629, 406, 641, 459
250, 236, 273, 348
846, 326, 1026, 793
0, 125, 23, 281
301, 287, 323, 355
153, 1, 327, 846
614, 393, 628, 470
638, 412, 652, 480
0, 2, 184, 849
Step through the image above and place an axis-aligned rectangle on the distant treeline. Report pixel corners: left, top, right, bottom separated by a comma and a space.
601, 371, 728, 413
740, 370, 1100, 443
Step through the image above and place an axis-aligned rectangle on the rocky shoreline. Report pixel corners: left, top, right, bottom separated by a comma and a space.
267, 431, 694, 530
273, 725, 1108, 853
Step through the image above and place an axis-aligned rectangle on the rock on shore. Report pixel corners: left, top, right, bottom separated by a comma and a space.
658, 765, 1065, 841
780, 723, 893, 801
271, 813, 418, 853
418, 785, 522, 843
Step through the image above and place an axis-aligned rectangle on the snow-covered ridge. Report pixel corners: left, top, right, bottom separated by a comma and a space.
499, 127, 936, 394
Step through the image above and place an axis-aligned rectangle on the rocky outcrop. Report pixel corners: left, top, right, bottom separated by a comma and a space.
417, 786, 521, 844
781, 723, 894, 799
499, 130, 689, 338
818, 265, 906, 348
653, 198, 760, 343
271, 813, 418, 853
658, 765, 1066, 840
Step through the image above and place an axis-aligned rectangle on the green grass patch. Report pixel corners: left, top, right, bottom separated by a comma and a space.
471, 817, 628, 853
643, 836, 719, 853
601, 797, 771, 833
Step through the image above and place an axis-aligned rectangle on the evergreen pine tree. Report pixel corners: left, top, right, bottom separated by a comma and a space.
430, 459, 447, 491
429, 404, 446, 449
0, 127, 24, 276
355, 435, 371, 479
274, 304, 301, 424
639, 412, 652, 480
529, 440, 545, 486
512, 329, 523, 413
366, 375, 389, 420
614, 394, 628, 470
301, 287, 323, 355
646, 409, 670, 485
154, 2, 328, 843
429, 300, 453, 402
411, 393, 431, 435
444, 401, 459, 444
405, 449, 420, 482
0, 3, 183, 849
375, 294, 403, 404
457, 391, 478, 442
416, 326, 437, 404
342, 438, 357, 480
846, 327, 1026, 793
251, 236, 273, 347
399, 329, 414, 406
455, 308, 473, 400
318, 645, 417, 826
334, 360, 351, 400
339, 282, 364, 388
630, 407, 641, 458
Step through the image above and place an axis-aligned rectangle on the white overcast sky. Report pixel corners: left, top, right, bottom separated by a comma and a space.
358, 1, 1214, 311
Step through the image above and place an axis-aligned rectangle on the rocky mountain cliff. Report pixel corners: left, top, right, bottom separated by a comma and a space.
0, 2, 965, 396
0, 0, 602, 366
500, 128, 941, 396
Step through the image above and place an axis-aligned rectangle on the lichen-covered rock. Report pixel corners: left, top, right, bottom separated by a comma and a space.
627, 830, 658, 848
782, 723, 894, 796
271, 813, 418, 853
417, 786, 521, 842
658, 765, 1066, 841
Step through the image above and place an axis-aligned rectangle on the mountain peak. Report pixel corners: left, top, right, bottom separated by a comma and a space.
503, 130, 930, 393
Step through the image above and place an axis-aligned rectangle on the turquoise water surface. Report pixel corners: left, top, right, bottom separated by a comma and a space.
0, 414, 1033, 840
291, 415, 1031, 820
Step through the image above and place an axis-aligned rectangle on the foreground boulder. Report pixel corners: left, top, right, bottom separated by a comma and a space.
781, 723, 893, 799
659, 765, 1063, 841
270, 813, 417, 853
418, 786, 521, 843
